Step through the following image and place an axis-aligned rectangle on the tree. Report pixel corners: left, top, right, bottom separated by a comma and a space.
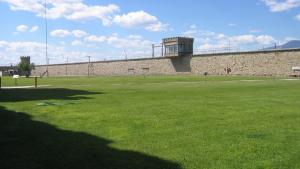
18, 61, 35, 78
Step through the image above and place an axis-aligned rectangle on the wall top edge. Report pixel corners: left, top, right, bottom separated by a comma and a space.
35, 48, 300, 67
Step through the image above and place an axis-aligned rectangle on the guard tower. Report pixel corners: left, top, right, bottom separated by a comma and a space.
163, 37, 194, 57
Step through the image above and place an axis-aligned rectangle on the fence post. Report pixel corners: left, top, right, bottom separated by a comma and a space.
35, 76, 37, 88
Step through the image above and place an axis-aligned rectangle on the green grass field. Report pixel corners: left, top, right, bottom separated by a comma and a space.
0, 76, 300, 169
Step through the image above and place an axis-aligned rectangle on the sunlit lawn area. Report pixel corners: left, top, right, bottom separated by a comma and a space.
0, 76, 299, 169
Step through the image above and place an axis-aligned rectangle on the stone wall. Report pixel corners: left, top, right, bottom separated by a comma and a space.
31, 48, 300, 77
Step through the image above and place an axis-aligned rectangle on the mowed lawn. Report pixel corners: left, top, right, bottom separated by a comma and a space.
0, 76, 300, 169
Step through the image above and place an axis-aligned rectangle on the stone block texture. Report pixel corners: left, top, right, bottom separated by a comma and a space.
31, 49, 300, 77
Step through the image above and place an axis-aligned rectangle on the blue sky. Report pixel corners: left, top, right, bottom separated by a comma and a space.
0, 0, 300, 65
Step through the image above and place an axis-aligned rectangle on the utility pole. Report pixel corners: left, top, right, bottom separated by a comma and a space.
152, 44, 155, 58
86, 56, 91, 76
161, 43, 164, 57
45, 0, 49, 77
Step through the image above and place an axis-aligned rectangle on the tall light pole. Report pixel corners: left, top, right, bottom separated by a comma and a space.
123, 50, 128, 60
86, 56, 91, 76
161, 42, 164, 57
44, 0, 48, 77
152, 44, 163, 58
152, 44, 155, 58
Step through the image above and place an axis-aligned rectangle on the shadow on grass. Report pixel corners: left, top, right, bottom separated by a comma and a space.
0, 106, 181, 169
0, 88, 101, 102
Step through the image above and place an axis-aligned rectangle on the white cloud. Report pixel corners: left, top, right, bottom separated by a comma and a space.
0, 39, 103, 65
63, 4, 120, 26
83, 33, 154, 50
30, 26, 39, 32
183, 27, 216, 38
84, 35, 106, 43
128, 35, 142, 39
71, 40, 83, 46
49, 28, 155, 50
256, 35, 276, 45
60, 41, 66, 46
145, 22, 168, 32
190, 24, 197, 29
296, 13, 300, 20
262, 0, 300, 12
228, 23, 237, 27
229, 35, 256, 44
183, 29, 198, 37
228, 34, 275, 46
2, 0, 45, 14
74, 32, 154, 51
197, 34, 276, 50
284, 36, 298, 42
183, 26, 277, 51
16, 25, 39, 33
113, 11, 156, 27
106, 34, 154, 49
0, 34, 156, 65
16, 24, 29, 32
1, 0, 120, 25
50, 29, 71, 37
113, 10, 168, 32
198, 43, 228, 50
0, 41, 7, 48
72, 30, 88, 38
250, 29, 262, 33
2, 1, 168, 31
50, 29, 89, 38
216, 34, 226, 40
